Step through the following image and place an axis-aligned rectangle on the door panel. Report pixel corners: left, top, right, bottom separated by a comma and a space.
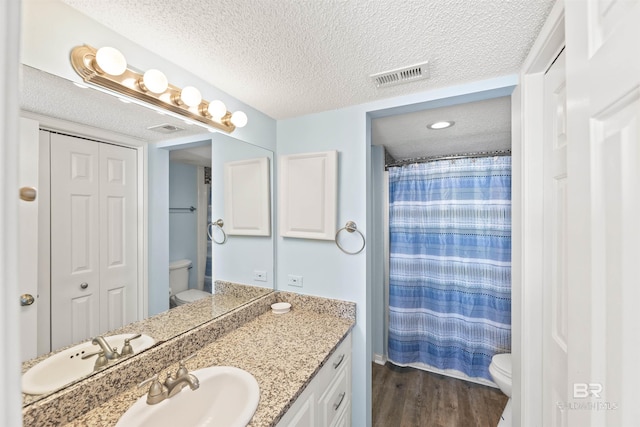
589, 90, 639, 426
70, 295, 96, 344
106, 286, 126, 332
50, 134, 138, 349
50, 133, 100, 349
99, 143, 138, 332
565, 0, 640, 425
543, 49, 568, 427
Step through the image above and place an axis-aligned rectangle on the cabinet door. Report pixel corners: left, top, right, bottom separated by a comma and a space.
277, 391, 315, 427
50, 133, 100, 349
99, 143, 138, 332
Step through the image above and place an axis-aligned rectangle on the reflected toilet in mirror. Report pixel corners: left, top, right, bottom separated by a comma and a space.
169, 259, 211, 307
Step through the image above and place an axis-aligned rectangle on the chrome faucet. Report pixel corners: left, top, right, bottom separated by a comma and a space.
139, 353, 200, 405
91, 335, 121, 360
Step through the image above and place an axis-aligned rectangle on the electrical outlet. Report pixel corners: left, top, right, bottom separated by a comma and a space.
288, 274, 303, 287
254, 270, 267, 282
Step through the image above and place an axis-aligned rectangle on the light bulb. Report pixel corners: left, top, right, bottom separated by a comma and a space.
180, 86, 202, 108
230, 111, 248, 128
207, 100, 227, 119
95, 47, 127, 76
141, 69, 168, 94
427, 121, 455, 130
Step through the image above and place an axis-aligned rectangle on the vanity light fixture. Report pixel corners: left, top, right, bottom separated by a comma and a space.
139, 69, 169, 94
70, 44, 248, 133
427, 121, 455, 130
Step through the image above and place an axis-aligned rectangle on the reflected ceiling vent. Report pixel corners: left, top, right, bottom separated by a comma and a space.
147, 123, 185, 134
370, 61, 430, 88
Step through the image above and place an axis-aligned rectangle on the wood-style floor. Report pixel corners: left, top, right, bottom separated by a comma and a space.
372, 362, 508, 427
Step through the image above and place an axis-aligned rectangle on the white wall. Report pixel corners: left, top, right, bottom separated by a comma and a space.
277, 75, 518, 425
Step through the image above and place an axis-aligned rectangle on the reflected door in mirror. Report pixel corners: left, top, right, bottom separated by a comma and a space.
50, 132, 138, 350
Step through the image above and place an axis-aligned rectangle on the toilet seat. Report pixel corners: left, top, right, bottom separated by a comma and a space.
175, 289, 210, 305
491, 353, 512, 379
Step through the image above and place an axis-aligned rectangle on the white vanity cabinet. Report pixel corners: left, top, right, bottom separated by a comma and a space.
277, 333, 352, 427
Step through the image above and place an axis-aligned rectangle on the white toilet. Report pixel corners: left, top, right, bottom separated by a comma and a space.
169, 259, 210, 307
489, 353, 512, 427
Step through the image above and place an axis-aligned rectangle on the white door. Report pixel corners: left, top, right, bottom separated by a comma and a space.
99, 143, 138, 332
50, 134, 139, 349
50, 133, 100, 349
542, 49, 568, 427
18, 117, 40, 360
565, 1, 640, 426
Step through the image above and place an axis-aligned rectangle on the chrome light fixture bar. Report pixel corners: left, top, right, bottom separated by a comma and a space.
70, 45, 248, 133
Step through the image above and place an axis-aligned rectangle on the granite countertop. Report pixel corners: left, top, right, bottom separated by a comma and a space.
64, 302, 354, 426
22, 282, 271, 407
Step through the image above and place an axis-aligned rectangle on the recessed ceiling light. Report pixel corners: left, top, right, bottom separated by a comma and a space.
427, 121, 455, 130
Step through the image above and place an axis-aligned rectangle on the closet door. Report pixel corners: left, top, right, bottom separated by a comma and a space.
50, 133, 100, 349
99, 143, 138, 332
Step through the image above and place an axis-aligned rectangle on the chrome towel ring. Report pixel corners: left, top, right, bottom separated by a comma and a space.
208, 219, 227, 244
335, 221, 365, 255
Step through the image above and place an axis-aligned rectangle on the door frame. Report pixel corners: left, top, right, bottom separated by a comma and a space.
20, 110, 148, 354
512, 2, 565, 426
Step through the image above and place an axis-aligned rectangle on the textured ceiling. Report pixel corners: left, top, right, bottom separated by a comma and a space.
372, 96, 511, 160
61, 0, 554, 120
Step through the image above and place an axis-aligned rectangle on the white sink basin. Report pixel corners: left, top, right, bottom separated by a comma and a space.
22, 333, 155, 395
116, 366, 260, 427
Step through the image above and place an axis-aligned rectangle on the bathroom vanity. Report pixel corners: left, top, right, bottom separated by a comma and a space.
22, 290, 355, 426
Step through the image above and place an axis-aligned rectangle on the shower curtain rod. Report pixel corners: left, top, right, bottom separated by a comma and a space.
385, 149, 511, 169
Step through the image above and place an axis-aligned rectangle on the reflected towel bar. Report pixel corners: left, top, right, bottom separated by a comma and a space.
170, 206, 196, 213
208, 219, 227, 244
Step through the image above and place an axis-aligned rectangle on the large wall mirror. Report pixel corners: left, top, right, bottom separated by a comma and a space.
18, 65, 275, 406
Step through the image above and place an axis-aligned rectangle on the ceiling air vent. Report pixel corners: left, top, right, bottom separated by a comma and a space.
370, 61, 430, 88
147, 123, 185, 134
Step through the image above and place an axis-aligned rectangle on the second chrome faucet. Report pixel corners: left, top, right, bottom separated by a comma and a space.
140, 354, 200, 405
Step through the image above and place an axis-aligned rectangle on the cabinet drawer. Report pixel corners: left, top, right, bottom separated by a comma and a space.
315, 334, 352, 392
318, 365, 349, 427
333, 402, 351, 427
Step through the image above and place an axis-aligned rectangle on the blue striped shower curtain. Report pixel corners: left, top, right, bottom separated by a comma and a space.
387, 156, 511, 381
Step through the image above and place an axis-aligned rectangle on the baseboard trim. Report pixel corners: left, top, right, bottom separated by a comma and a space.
373, 353, 387, 365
